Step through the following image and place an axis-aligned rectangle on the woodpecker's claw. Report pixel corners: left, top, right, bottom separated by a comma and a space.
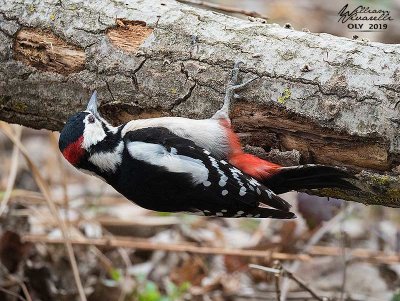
86, 90, 100, 117
212, 61, 258, 120
229, 61, 258, 90
228, 76, 259, 93
230, 60, 243, 86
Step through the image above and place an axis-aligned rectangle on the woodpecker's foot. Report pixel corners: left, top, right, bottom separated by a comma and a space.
228, 60, 243, 87
212, 61, 258, 120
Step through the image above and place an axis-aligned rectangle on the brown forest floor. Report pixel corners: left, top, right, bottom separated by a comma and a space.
0, 123, 400, 301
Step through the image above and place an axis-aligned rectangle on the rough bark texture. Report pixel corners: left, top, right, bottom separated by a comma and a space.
1, 0, 400, 207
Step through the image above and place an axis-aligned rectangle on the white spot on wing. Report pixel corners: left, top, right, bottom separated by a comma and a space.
207, 156, 229, 190
248, 178, 261, 187
265, 189, 273, 199
203, 181, 211, 187
239, 187, 247, 196
222, 190, 228, 196
230, 167, 243, 175
233, 210, 244, 217
230, 167, 244, 188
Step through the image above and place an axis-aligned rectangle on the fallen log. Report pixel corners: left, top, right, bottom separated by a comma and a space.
1, 0, 400, 206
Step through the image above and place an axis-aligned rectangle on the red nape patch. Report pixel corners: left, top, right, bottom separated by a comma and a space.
229, 153, 282, 180
62, 136, 84, 165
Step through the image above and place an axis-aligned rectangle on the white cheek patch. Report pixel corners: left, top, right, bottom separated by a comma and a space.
82, 115, 107, 149
127, 141, 209, 185
89, 141, 124, 172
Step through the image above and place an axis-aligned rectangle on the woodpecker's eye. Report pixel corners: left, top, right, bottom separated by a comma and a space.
88, 115, 95, 124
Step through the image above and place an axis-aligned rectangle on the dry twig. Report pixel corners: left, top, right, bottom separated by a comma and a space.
20, 234, 400, 264
0, 287, 27, 301
308, 245, 400, 264
6, 275, 33, 301
49, 132, 70, 220
272, 261, 282, 301
0, 125, 22, 216
280, 205, 354, 301
22, 234, 311, 261
249, 264, 328, 301
0, 122, 87, 301
339, 216, 347, 301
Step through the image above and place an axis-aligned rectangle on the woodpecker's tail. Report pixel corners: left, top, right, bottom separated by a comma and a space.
262, 165, 358, 194
229, 153, 357, 194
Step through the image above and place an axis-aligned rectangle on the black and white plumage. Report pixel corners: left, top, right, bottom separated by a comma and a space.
119, 127, 293, 218
59, 93, 294, 219
59, 63, 356, 218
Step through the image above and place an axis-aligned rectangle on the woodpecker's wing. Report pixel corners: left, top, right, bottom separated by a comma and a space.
123, 127, 294, 219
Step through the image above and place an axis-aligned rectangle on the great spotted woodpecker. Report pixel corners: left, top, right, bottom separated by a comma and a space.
59, 62, 355, 218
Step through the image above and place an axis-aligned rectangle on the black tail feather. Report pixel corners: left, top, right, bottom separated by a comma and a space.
262, 165, 358, 195
262, 190, 292, 212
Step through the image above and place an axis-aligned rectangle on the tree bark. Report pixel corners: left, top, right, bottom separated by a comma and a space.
1, 0, 400, 206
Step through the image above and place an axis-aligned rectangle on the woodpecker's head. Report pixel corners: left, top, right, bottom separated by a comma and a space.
59, 91, 110, 166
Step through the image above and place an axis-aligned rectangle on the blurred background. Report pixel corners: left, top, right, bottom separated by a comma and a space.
1, 0, 400, 300
195, 0, 400, 43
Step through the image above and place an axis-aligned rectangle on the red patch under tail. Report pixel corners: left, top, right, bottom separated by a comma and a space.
230, 153, 281, 179
218, 119, 282, 179
218, 120, 357, 194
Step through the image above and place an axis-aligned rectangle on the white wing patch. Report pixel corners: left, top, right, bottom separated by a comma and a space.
127, 141, 209, 185
89, 141, 124, 172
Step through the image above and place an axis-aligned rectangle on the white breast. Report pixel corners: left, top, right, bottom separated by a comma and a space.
122, 117, 230, 158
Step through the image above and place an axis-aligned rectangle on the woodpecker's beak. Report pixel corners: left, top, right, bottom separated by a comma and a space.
86, 91, 100, 117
